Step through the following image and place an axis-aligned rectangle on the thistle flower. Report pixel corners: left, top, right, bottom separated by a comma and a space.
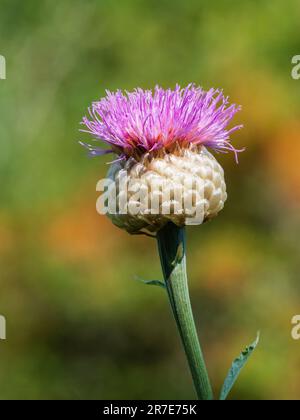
81, 84, 242, 234
80, 85, 255, 401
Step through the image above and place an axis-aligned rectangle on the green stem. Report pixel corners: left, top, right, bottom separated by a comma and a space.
157, 222, 213, 400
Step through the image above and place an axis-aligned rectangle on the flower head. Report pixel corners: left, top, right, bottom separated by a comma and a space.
80, 84, 243, 161
81, 84, 243, 234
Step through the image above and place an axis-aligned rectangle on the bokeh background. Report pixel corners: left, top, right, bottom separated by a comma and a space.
0, 0, 300, 400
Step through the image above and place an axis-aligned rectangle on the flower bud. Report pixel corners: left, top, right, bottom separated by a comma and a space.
107, 145, 227, 234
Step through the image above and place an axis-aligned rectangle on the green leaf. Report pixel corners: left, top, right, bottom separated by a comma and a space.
134, 276, 166, 289
172, 242, 184, 267
220, 332, 260, 400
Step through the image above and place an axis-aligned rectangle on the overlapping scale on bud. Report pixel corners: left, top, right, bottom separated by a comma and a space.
106, 145, 227, 234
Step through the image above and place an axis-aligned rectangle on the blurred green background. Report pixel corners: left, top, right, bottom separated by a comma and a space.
0, 0, 300, 400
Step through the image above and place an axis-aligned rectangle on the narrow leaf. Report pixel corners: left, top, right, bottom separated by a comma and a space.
220, 332, 260, 400
172, 243, 184, 267
134, 276, 166, 289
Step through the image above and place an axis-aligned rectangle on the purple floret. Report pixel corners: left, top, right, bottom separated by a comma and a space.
80, 84, 243, 161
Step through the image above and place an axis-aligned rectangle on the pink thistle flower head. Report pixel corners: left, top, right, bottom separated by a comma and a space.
80, 84, 243, 161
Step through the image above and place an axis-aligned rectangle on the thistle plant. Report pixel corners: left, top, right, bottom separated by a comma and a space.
80, 84, 259, 400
